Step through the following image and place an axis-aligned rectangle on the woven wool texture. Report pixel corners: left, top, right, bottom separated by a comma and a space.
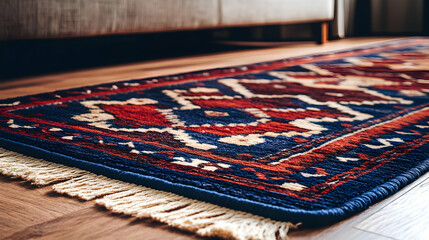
0, 38, 428, 227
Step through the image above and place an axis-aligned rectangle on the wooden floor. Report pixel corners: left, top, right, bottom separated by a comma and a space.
1, 37, 428, 240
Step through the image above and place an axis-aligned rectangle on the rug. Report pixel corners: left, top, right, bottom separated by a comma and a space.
1, 38, 429, 239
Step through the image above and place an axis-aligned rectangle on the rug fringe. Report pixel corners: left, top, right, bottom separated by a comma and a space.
0, 147, 297, 240
0, 148, 86, 185
52, 174, 134, 200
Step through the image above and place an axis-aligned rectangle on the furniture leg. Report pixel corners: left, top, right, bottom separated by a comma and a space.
316, 22, 329, 44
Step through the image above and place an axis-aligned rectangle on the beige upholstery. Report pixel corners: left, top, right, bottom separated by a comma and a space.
220, 0, 334, 25
0, 0, 334, 41
0, 0, 219, 40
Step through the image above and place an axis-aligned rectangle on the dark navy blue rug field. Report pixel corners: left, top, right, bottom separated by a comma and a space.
0, 38, 428, 232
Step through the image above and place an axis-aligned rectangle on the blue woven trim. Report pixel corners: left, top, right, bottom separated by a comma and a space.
1, 136, 428, 227
1, 37, 428, 226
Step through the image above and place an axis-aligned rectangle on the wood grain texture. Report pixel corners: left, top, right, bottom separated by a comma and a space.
289, 172, 429, 240
0, 176, 89, 237
0, 37, 427, 240
3, 207, 202, 240
356, 174, 429, 240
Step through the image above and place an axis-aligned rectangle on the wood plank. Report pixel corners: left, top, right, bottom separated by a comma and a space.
0, 176, 90, 237
355, 174, 429, 240
289, 172, 429, 240
290, 226, 394, 240
3, 207, 202, 240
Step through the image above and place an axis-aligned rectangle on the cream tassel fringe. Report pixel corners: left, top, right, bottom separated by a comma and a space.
0, 148, 297, 240
0, 148, 86, 185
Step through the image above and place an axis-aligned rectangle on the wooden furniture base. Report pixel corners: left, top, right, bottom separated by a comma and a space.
316, 22, 329, 44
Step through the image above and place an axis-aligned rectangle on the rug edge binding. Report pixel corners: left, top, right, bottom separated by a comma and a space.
0, 147, 297, 240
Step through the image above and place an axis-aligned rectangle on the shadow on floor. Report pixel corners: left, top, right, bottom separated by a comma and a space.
0, 30, 267, 81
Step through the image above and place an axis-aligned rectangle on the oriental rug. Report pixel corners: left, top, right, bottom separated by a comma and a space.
1, 38, 429, 240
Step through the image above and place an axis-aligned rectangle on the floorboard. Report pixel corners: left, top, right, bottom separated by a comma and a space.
355, 174, 429, 240
0, 176, 89, 237
4, 207, 202, 240
289, 172, 429, 240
